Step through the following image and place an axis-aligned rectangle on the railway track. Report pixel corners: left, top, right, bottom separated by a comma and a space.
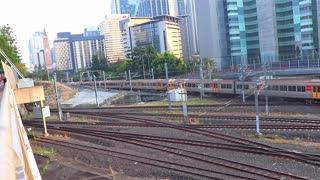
32, 128, 308, 180
25, 121, 320, 131
25, 113, 320, 167
60, 109, 320, 125
54, 102, 298, 111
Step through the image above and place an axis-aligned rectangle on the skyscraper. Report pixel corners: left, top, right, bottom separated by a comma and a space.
111, 0, 138, 17
226, 0, 320, 66
28, 29, 53, 70
195, 0, 229, 69
135, 0, 198, 59
100, 14, 129, 63
120, 15, 183, 58
42, 29, 53, 67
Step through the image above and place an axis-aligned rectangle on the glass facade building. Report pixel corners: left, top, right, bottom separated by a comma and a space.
136, 0, 198, 59
111, 0, 138, 17
225, 0, 320, 67
28, 30, 53, 70
227, 0, 260, 65
127, 15, 183, 58
135, 0, 169, 17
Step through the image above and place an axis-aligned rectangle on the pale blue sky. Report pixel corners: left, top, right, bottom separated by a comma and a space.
0, 0, 108, 67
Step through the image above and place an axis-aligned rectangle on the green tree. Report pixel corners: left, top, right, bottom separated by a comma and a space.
91, 55, 108, 71
126, 47, 142, 71
202, 57, 217, 72
126, 46, 158, 78
91, 55, 100, 70
110, 59, 129, 75
151, 51, 187, 78
0, 25, 28, 76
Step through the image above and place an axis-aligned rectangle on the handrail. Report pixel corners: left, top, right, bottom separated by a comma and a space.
0, 48, 32, 87
0, 78, 41, 179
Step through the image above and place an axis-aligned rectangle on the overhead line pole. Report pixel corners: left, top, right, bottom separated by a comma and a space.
165, 63, 171, 111
54, 73, 62, 121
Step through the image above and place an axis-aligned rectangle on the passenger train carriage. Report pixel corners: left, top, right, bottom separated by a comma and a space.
77, 78, 320, 101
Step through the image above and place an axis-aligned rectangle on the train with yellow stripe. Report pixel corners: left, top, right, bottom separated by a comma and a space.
76, 78, 320, 100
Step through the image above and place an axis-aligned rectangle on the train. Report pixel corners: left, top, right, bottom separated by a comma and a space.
75, 78, 320, 101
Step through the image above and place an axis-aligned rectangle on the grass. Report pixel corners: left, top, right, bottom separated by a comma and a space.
138, 98, 219, 106
32, 145, 57, 160
52, 134, 69, 139
28, 130, 43, 140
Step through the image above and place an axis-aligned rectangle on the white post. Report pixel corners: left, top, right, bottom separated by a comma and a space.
254, 77, 261, 135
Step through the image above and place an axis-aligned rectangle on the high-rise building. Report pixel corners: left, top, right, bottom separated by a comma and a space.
54, 33, 72, 72
42, 29, 53, 67
53, 31, 105, 73
136, 0, 172, 17
120, 15, 183, 58
226, 0, 320, 66
28, 32, 43, 69
135, 0, 198, 59
28, 29, 53, 70
100, 14, 129, 63
111, 0, 138, 17
194, 0, 229, 69
120, 17, 152, 57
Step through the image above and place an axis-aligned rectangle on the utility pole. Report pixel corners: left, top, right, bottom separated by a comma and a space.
66, 71, 69, 82
199, 58, 204, 104
103, 71, 106, 89
264, 63, 269, 117
93, 75, 99, 107
240, 64, 246, 103
151, 68, 154, 80
148, 56, 151, 79
254, 76, 261, 135
54, 73, 62, 121
207, 62, 212, 80
165, 63, 171, 110
128, 70, 132, 92
180, 82, 188, 124
141, 55, 146, 79
40, 100, 48, 136
125, 71, 127, 81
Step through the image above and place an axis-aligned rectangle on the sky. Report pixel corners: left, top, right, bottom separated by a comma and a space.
0, 0, 110, 68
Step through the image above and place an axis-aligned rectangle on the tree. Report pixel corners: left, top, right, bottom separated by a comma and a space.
109, 59, 129, 75
202, 57, 217, 72
151, 51, 187, 78
0, 25, 28, 76
126, 47, 143, 72
91, 55, 108, 71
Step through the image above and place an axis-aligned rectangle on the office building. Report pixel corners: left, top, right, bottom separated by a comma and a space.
100, 14, 129, 63
135, 0, 198, 60
111, 0, 138, 17
226, 0, 320, 66
121, 15, 183, 58
120, 17, 152, 57
194, 0, 229, 69
28, 29, 53, 70
53, 31, 105, 73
